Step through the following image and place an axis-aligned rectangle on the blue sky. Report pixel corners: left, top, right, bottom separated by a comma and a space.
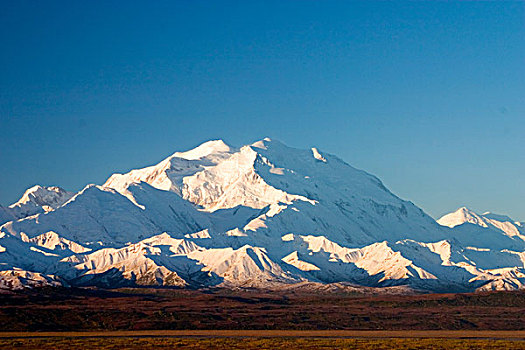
1, 1, 524, 220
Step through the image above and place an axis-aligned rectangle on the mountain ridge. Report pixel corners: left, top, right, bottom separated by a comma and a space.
0, 138, 523, 292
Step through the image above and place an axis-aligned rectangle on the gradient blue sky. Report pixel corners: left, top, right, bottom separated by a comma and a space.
1, 1, 524, 220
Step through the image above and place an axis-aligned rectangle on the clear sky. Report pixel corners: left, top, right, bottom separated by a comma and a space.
1, 1, 524, 220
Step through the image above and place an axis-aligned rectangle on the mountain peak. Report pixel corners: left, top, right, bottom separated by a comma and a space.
16, 185, 46, 203
457, 206, 473, 214
9, 185, 73, 209
437, 207, 482, 228
173, 139, 232, 160
0, 185, 75, 225
438, 207, 523, 239
251, 137, 280, 150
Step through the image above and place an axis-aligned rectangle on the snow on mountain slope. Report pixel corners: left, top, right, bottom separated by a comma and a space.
0, 185, 74, 225
11, 185, 74, 210
0, 230, 65, 273
438, 207, 524, 238
249, 139, 450, 245
53, 232, 296, 288
282, 251, 321, 272
104, 138, 446, 247
0, 138, 523, 292
1, 182, 209, 246
104, 140, 235, 196
56, 234, 193, 288
174, 139, 234, 160
21, 231, 91, 254
0, 269, 63, 290
277, 233, 524, 291
186, 244, 299, 287
474, 269, 525, 291
475, 278, 524, 292
437, 208, 525, 251
278, 233, 463, 290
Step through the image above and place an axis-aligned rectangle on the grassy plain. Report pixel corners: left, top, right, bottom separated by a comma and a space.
1, 287, 525, 331
2, 288, 525, 348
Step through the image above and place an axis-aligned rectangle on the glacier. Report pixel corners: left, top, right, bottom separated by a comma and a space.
0, 138, 523, 292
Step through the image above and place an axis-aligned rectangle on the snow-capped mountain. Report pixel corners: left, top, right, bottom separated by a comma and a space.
0, 138, 523, 292
0, 185, 74, 226
438, 207, 524, 240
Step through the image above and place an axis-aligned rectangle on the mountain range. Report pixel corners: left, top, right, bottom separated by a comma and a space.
0, 138, 523, 292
